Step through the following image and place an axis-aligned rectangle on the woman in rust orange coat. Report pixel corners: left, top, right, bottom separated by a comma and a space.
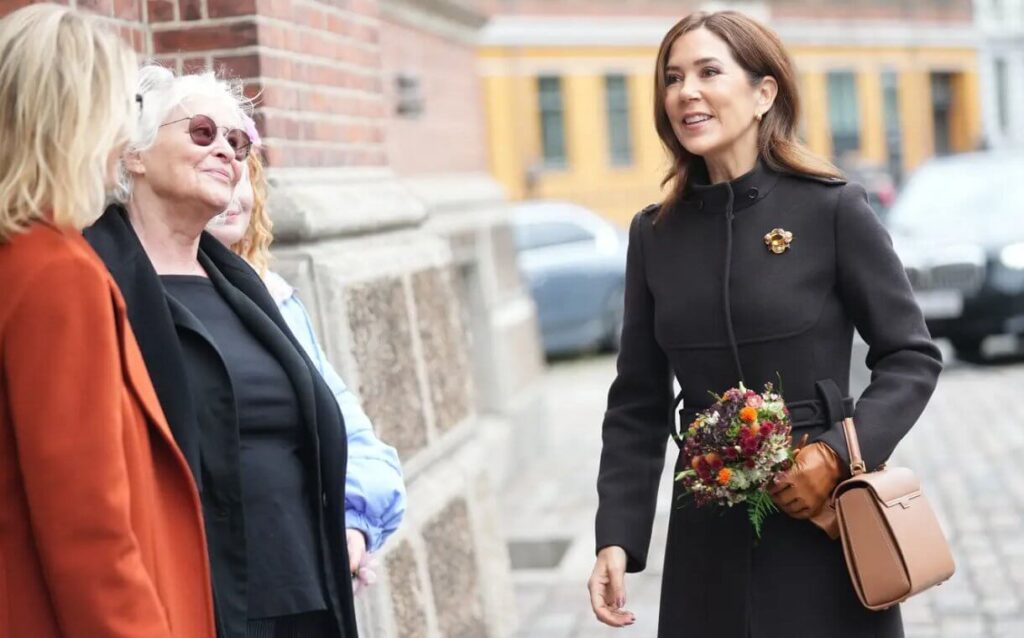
0, 6, 215, 637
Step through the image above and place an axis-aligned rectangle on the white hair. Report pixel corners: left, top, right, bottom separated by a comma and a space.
112, 64, 253, 203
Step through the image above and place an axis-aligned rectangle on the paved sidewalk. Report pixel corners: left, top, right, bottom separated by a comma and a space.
501, 345, 1024, 638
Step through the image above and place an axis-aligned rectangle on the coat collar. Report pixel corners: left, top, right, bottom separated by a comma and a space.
84, 205, 204, 480
682, 158, 780, 214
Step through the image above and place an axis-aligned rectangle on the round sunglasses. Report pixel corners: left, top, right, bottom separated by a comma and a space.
160, 114, 252, 161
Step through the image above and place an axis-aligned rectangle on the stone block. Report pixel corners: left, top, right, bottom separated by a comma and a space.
491, 223, 523, 298
346, 276, 429, 458
423, 498, 489, 638
412, 267, 473, 433
385, 540, 430, 638
268, 167, 427, 243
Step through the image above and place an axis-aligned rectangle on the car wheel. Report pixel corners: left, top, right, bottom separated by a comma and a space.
602, 286, 625, 352
950, 336, 985, 362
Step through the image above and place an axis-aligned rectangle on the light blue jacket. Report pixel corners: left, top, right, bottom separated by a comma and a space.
265, 271, 406, 552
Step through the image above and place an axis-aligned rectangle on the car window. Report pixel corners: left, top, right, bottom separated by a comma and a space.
515, 221, 596, 251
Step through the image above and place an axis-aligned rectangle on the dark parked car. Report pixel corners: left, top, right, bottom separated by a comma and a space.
511, 201, 627, 357
886, 152, 1024, 359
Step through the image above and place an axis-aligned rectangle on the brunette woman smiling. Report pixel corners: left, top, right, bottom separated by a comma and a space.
588, 11, 941, 638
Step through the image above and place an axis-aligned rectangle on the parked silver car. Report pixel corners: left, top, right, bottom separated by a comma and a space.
886, 152, 1024, 360
511, 201, 627, 357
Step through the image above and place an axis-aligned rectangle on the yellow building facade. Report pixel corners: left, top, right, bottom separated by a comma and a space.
480, 16, 983, 226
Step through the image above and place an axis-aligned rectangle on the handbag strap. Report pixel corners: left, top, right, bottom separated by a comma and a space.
815, 379, 866, 476
841, 418, 867, 476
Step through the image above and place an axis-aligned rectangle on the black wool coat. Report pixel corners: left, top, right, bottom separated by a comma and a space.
84, 205, 357, 638
595, 161, 942, 638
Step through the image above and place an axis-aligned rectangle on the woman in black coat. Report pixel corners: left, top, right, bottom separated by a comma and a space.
588, 11, 942, 638
85, 65, 358, 638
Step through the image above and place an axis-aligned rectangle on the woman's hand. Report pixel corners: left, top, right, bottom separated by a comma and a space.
347, 528, 368, 574
769, 442, 844, 518
588, 546, 635, 627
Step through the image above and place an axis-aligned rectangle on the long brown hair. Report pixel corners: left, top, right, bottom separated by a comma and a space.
231, 150, 273, 276
654, 11, 841, 219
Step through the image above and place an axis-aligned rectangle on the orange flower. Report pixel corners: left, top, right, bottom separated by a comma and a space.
739, 406, 758, 424
717, 468, 732, 486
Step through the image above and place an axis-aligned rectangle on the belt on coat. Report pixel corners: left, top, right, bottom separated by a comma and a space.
671, 396, 854, 447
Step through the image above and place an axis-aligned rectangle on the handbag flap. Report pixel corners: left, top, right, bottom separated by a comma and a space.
834, 466, 921, 507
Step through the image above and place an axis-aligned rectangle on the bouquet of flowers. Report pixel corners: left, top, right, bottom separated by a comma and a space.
674, 382, 796, 538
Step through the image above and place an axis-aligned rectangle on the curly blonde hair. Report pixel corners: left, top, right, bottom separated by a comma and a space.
231, 151, 273, 276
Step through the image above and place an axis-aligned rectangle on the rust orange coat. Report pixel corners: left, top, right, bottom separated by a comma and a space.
0, 222, 216, 638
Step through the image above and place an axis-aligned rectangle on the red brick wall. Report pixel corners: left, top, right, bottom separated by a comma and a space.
0, 0, 146, 50
1, 0, 391, 169
2, 1, 489, 171
379, 17, 487, 175
147, 0, 388, 168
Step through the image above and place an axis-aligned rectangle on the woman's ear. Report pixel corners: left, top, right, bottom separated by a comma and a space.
122, 150, 145, 177
757, 75, 779, 115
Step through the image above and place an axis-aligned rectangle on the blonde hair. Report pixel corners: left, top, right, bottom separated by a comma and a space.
113, 65, 253, 203
653, 12, 842, 220
0, 4, 138, 240
231, 151, 273, 276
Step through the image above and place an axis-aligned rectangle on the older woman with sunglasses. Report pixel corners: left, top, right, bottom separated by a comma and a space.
85, 65, 359, 638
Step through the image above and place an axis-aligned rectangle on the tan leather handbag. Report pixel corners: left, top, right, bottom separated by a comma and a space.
831, 416, 956, 610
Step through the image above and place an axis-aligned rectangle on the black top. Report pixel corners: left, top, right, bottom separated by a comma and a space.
161, 275, 327, 619
594, 161, 942, 637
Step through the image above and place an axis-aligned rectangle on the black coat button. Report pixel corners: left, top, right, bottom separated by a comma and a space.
747, 188, 759, 199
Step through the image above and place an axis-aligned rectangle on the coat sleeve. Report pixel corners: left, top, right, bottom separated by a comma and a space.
817, 183, 943, 469
3, 256, 173, 638
277, 291, 406, 552
594, 210, 672, 573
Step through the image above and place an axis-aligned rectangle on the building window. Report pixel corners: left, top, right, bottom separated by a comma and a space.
827, 71, 861, 159
605, 74, 633, 166
995, 57, 1010, 133
395, 73, 424, 118
538, 76, 567, 168
930, 72, 953, 156
881, 70, 903, 184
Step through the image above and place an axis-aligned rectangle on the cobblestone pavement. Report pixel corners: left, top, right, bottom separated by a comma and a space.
501, 339, 1024, 638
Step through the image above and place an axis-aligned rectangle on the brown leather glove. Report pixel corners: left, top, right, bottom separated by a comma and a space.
769, 442, 844, 526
